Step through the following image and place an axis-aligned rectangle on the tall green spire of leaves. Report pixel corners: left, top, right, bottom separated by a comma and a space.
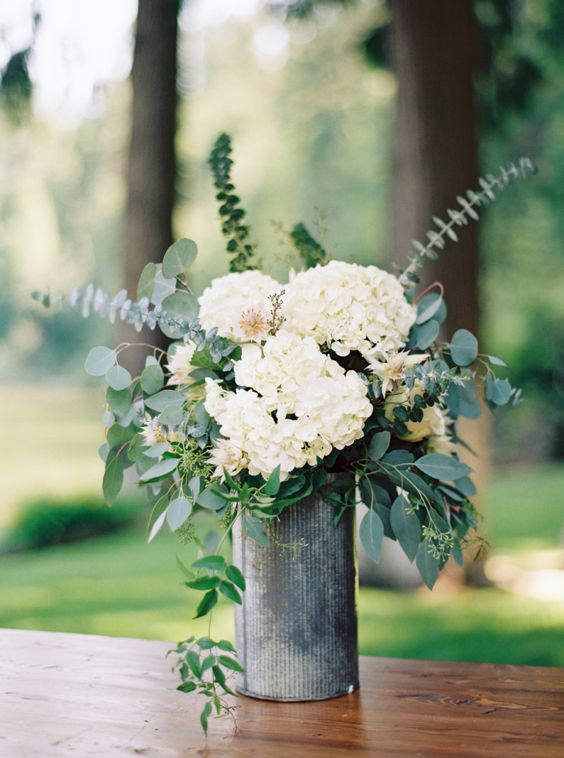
290, 222, 328, 269
208, 133, 257, 272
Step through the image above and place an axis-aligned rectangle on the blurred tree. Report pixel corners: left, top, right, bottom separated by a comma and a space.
121, 0, 180, 372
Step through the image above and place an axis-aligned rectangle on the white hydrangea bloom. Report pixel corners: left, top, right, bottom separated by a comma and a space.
166, 342, 196, 386
283, 260, 416, 362
198, 270, 280, 342
204, 332, 372, 480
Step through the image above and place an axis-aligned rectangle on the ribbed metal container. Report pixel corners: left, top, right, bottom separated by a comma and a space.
232, 489, 359, 701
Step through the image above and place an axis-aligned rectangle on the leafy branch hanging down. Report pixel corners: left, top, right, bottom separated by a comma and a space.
399, 156, 537, 288
290, 222, 328, 269
208, 133, 257, 272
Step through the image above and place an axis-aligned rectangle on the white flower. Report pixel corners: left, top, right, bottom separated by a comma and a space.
283, 260, 416, 361
207, 438, 248, 479
384, 383, 454, 447
166, 342, 196, 386
369, 351, 429, 397
141, 417, 167, 446
204, 332, 372, 480
198, 270, 280, 342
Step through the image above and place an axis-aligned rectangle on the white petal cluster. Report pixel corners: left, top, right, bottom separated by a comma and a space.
204, 332, 372, 480
166, 342, 196, 386
198, 270, 279, 342
282, 260, 416, 361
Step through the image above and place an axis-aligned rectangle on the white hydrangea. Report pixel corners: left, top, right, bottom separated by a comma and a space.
282, 260, 416, 362
204, 332, 372, 480
198, 270, 280, 342
166, 342, 196, 386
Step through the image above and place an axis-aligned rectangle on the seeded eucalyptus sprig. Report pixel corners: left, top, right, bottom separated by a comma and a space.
208, 133, 257, 272
399, 157, 537, 288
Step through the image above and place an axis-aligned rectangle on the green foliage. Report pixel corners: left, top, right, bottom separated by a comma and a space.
289, 222, 328, 269
208, 133, 257, 272
1, 496, 138, 553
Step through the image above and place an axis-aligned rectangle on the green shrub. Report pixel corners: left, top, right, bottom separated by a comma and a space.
1, 496, 140, 553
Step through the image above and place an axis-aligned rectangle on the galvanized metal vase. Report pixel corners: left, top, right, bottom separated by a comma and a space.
232, 488, 359, 701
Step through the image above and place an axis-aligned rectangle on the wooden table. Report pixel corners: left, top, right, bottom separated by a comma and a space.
1, 629, 562, 757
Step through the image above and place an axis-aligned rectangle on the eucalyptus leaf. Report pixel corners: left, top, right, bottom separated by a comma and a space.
103, 452, 124, 505
390, 495, 421, 561
368, 431, 391, 461
85, 346, 116, 376
106, 365, 131, 391
162, 291, 198, 321
415, 319, 440, 350
140, 457, 179, 482
137, 262, 157, 300
144, 390, 184, 412
415, 540, 440, 589
148, 510, 167, 543
449, 329, 478, 366
414, 454, 472, 481
359, 508, 384, 562
416, 293, 444, 324
162, 238, 198, 278
167, 496, 192, 531
243, 514, 269, 546
141, 363, 164, 395
197, 486, 227, 511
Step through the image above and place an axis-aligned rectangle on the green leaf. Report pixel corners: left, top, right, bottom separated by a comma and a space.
487, 378, 512, 406
139, 457, 179, 483
449, 329, 478, 366
197, 486, 227, 511
416, 293, 444, 324
201, 654, 216, 673
141, 363, 164, 395
197, 636, 216, 649
218, 655, 244, 672
359, 508, 384, 562
185, 576, 220, 591
106, 365, 131, 391
368, 431, 391, 461
194, 589, 218, 619
186, 650, 202, 678
167, 496, 192, 531
212, 665, 235, 695
390, 495, 421, 561
217, 639, 236, 652
103, 452, 124, 505
243, 514, 269, 546
219, 580, 242, 605
177, 681, 197, 693
107, 423, 136, 450
162, 238, 198, 278
192, 555, 226, 571
414, 454, 472, 481
106, 386, 131, 418
416, 540, 440, 589
415, 319, 440, 350
85, 346, 116, 376
487, 354, 507, 367
144, 389, 184, 412
148, 510, 167, 543
264, 465, 281, 496
162, 291, 199, 322
158, 404, 185, 427
200, 701, 212, 735
137, 262, 157, 300
225, 565, 246, 591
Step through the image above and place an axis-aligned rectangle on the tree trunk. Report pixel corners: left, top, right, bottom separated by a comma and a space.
120, 0, 179, 374
387, 0, 489, 586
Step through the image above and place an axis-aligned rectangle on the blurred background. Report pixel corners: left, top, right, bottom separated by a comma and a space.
0, 0, 562, 665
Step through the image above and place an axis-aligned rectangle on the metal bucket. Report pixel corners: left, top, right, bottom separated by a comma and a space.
232, 488, 359, 701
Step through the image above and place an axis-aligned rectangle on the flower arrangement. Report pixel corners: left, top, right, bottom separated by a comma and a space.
53, 135, 535, 732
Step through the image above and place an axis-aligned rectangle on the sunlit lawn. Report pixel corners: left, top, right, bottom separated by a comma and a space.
1, 385, 563, 667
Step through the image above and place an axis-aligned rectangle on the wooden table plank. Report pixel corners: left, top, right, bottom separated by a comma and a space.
0, 628, 562, 757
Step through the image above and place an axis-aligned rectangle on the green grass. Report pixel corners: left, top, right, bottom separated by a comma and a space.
1, 525, 562, 666
1, 384, 563, 668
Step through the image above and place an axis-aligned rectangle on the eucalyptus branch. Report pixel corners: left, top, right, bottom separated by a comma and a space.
399, 156, 537, 288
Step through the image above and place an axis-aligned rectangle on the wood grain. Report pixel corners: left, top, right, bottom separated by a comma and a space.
0, 628, 562, 757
